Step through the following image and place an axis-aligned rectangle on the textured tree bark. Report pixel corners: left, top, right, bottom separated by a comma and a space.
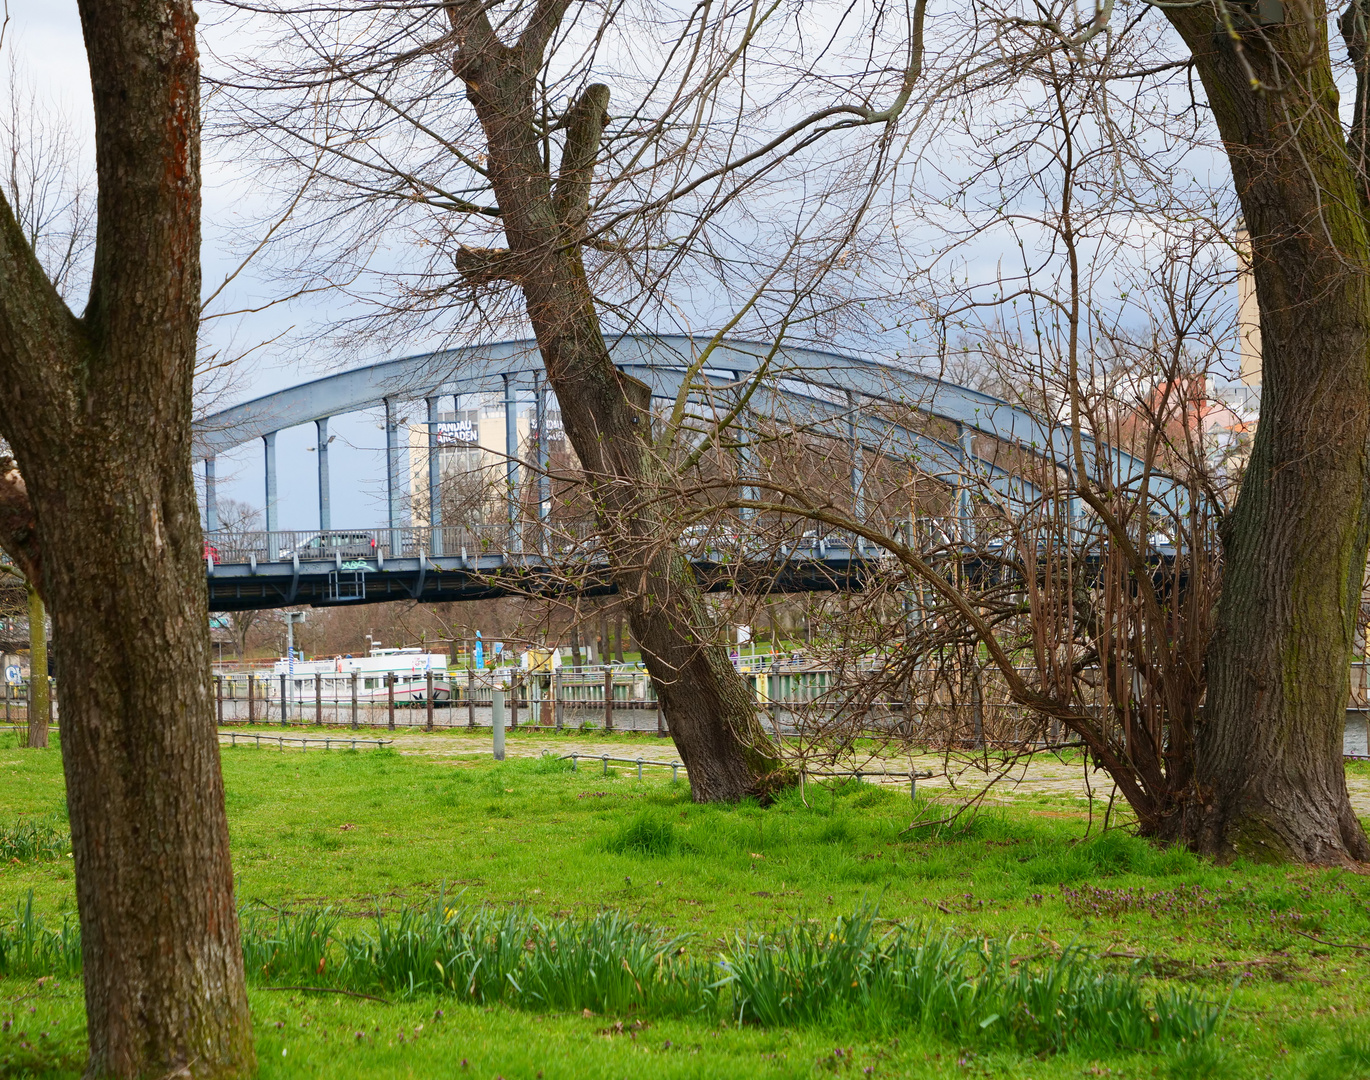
0, 1, 255, 1075
1164, 3, 1370, 863
449, 19, 787, 799
25, 581, 48, 749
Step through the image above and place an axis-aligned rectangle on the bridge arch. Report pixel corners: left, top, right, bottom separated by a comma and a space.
194, 334, 1180, 540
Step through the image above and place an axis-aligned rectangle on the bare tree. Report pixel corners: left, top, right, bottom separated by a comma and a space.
212, 498, 268, 658
0, 53, 95, 303
215, 0, 929, 800
0, 2, 254, 1076
948, 0, 1370, 862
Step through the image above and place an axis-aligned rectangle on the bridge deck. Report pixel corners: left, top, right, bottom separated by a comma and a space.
206, 546, 877, 611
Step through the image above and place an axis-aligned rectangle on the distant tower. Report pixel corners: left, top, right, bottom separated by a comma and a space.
1236, 226, 1262, 387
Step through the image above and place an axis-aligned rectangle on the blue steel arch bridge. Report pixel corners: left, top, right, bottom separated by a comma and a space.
194, 336, 1183, 613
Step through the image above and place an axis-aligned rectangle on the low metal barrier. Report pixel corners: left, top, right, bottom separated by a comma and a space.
218, 731, 391, 751
562, 751, 936, 799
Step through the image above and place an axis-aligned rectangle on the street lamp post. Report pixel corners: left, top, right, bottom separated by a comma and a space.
282, 611, 307, 723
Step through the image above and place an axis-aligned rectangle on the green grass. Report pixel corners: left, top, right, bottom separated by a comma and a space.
0, 730, 1368, 1077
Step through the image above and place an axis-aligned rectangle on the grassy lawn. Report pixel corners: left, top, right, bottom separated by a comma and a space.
0, 728, 1368, 1078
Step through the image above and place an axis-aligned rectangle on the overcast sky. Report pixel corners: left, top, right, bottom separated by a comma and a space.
5, 1, 422, 529
4, 2, 1249, 537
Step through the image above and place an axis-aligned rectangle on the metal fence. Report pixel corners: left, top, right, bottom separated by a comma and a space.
2, 677, 57, 729
201, 521, 873, 566
209, 666, 672, 734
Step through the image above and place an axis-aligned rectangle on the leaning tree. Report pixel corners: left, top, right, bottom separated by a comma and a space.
0, 1, 254, 1076
216, 0, 930, 800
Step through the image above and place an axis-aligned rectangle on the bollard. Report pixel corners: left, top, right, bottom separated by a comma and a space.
492, 685, 506, 761
571, 752, 578, 772
909, 771, 917, 802
636, 757, 642, 781
387, 672, 396, 731
671, 761, 679, 783
350, 670, 359, 729
216, 675, 223, 727
316, 673, 323, 726
468, 668, 476, 729
426, 670, 435, 731
280, 673, 289, 726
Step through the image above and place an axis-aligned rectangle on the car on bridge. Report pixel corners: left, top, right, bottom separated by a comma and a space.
277, 532, 379, 562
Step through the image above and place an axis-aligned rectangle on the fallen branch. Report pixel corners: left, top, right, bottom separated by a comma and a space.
262, 985, 390, 1003
1289, 929, 1370, 953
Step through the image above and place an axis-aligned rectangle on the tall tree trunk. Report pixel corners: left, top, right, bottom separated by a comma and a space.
450, 22, 787, 800
0, 1, 255, 1075
1164, 3, 1370, 863
25, 580, 47, 749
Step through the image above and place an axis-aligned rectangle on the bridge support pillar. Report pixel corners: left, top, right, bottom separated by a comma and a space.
427, 396, 442, 555
204, 456, 219, 533
316, 417, 331, 532
534, 374, 550, 551
263, 432, 278, 554
385, 397, 404, 556
846, 391, 863, 553
503, 374, 521, 555
735, 377, 756, 524
957, 426, 975, 544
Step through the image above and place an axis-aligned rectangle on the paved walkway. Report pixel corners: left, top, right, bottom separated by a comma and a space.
373, 729, 1370, 817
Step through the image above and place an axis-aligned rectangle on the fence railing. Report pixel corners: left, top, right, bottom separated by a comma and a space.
200, 522, 880, 566
4, 661, 1367, 755
1, 677, 58, 728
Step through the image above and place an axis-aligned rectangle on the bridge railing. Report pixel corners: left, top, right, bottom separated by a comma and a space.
204, 524, 600, 564
202, 521, 891, 566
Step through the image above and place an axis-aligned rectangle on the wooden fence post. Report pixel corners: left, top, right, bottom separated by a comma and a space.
247, 674, 256, 725
468, 668, 476, 729
387, 673, 396, 730
426, 670, 435, 732
604, 666, 614, 732
315, 673, 323, 727
351, 670, 359, 730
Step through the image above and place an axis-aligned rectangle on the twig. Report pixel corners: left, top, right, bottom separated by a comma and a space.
262, 985, 391, 1003
1289, 929, 1370, 953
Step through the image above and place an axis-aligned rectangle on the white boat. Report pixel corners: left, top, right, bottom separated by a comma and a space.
272, 646, 455, 702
